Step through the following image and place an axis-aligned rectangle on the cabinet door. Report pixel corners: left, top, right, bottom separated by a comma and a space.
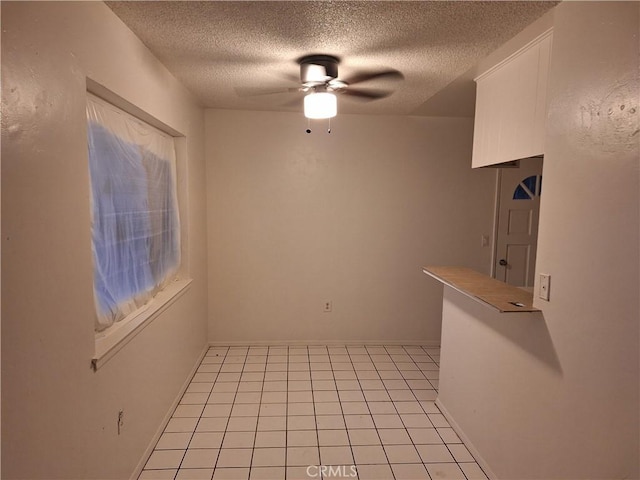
532, 35, 552, 152
472, 31, 552, 168
472, 68, 502, 167
498, 44, 541, 161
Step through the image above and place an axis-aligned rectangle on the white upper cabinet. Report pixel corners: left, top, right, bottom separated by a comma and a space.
472, 29, 553, 168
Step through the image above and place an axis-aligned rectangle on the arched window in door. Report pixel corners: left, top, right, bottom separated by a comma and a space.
513, 175, 542, 200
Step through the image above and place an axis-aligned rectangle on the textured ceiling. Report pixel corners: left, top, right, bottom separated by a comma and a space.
107, 1, 557, 117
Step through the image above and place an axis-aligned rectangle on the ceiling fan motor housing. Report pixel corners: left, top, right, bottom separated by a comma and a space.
300, 55, 339, 85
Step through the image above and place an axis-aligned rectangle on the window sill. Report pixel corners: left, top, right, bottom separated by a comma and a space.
92, 278, 192, 370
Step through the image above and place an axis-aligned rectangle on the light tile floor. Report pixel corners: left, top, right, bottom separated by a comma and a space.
139, 345, 488, 480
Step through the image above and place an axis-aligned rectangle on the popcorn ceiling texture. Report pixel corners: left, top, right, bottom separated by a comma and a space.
107, 1, 556, 116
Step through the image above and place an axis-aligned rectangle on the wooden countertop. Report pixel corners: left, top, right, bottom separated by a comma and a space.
423, 266, 541, 313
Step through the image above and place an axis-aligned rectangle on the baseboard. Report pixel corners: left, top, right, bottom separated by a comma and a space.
435, 398, 497, 480
208, 340, 441, 347
130, 344, 209, 480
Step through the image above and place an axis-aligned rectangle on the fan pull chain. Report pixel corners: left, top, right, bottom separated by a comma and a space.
304, 119, 334, 134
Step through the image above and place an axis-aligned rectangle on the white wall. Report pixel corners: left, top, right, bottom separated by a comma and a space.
206, 110, 495, 344
437, 288, 559, 479
437, 2, 639, 479
1, 3, 208, 479
534, 1, 639, 476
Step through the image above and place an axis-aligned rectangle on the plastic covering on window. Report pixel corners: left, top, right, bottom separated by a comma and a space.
87, 94, 180, 332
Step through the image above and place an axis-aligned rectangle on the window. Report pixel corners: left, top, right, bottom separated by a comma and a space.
513, 175, 542, 200
87, 94, 180, 332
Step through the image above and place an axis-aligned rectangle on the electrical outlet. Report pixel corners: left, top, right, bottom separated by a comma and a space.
323, 301, 332, 312
539, 274, 551, 301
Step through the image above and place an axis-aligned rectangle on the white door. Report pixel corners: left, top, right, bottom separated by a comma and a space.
494, 158, 543, 287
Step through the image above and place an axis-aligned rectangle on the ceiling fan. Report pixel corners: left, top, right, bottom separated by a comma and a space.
237, 54, 404, 121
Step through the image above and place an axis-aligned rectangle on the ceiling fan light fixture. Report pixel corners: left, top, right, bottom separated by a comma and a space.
304, 92, 337, 119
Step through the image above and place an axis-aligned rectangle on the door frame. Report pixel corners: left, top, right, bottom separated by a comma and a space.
490, 157, 543, 283
490, 169, 501, 278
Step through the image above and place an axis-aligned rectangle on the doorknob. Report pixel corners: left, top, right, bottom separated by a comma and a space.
499, 259, 508, 266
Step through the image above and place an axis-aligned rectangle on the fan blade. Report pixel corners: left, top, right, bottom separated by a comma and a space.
343, 69, 404, 85
280, 73, 301, 83
235, 86, 301, 97
341, 88, 393, 100
280, 97, 303, 108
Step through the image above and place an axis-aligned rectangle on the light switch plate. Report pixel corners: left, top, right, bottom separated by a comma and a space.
539, 273, 551, 301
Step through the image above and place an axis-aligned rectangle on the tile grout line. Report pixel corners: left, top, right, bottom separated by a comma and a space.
357, 345, 396, 480
283, 345, 290, 480
308, 345, 321, 480
338, 345, 362, 480
414, 344, 450, 479
204, 346, 227, 480
171, 345, 226, 480
385, 344, 417, 479
139, 344, 491, 480
249, 345, 267, 480
419, 343, 461, 474
420, 344, 482, 480
219, 346, 249, 477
